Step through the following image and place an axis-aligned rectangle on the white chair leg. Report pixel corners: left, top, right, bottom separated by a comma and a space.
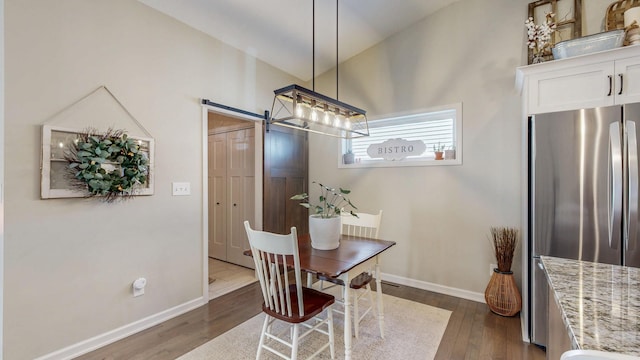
353, 290, 360, 338
328, 308, 335, 359
291, 323, 299, 360
256, 315, 269, 360
366, 283, 382, 338
375, 265, 385, 340
365, 284, 377, 316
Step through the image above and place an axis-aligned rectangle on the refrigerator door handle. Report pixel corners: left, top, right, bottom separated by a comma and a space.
610, 122, 623, 249
627, 121, 638, 251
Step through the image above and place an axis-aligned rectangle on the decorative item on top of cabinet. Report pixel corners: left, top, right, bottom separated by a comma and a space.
526, 11, 557, 63
605, 0, 640, 32
485, 227, 522, 316
527, 0, 582, 64
616, 2, 640, 46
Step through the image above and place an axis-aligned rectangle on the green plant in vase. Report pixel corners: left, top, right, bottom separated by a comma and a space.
291, 181, 358, 250
433, 142, 446, 160
291, 181, 358, 218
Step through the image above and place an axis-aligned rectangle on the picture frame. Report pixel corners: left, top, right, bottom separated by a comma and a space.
41, 125, 155, 199
527, 0, 583, 64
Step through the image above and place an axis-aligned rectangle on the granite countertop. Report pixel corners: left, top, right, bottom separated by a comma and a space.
541, 256, 640, 356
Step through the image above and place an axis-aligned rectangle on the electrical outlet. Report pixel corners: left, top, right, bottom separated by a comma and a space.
489, 263, 497, 276
172, 182, 191, 196
132, 278, 147, 297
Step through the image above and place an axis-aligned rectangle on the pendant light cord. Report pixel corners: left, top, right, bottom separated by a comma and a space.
336, 0, 339, 100
312, 0, 339, 99
312, 0, 315, 92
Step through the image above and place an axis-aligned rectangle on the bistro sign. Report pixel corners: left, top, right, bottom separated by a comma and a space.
367, 138, 426, 161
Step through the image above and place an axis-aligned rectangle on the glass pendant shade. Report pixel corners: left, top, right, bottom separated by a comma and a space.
270, 84, 369, 138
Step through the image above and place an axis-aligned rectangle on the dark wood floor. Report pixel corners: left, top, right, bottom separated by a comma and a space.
76, 281, 545, 360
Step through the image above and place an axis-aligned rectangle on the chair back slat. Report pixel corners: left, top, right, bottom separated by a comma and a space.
244, 221, 304, 317
341, 210, 383, 239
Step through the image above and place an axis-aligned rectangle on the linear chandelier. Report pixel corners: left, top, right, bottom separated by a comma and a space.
269, 0, 369, 138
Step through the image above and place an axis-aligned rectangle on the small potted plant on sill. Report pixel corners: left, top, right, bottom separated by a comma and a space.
444, 145, 456, 160
433, 142, 446, 160
291, 181, 358, 250
485, 226, 522, 316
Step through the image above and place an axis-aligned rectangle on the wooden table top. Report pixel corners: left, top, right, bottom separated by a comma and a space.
244, 234, 396, 278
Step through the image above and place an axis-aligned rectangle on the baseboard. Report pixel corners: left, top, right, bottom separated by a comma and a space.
34, 297, 208, 360
380, 272, 486, 304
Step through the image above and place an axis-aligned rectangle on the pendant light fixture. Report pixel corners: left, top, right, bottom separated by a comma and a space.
269, 0, 369, 138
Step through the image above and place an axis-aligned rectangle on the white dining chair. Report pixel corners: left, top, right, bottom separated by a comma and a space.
244, 221, 335, 360
561, 350, 640, 360
319, 210, 383, 339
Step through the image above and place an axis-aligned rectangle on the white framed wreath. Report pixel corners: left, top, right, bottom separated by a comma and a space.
65, 128, 149, 201
41, 125, 154, 201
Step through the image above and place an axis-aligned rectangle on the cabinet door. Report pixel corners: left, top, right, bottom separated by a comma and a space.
547, 283, 573, 360
528, 61, 615, 114
209, 133, 227, 260
614, 56, 640, 104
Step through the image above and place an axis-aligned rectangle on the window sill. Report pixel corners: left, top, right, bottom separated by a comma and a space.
338, 158, 462, 169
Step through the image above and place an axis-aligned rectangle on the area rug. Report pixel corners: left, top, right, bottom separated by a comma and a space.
178, 293, 451, 360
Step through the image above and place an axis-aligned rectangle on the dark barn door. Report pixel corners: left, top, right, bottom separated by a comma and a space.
263, 124, 309, 235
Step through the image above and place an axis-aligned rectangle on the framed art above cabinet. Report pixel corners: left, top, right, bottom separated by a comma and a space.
527, 0, 582, 64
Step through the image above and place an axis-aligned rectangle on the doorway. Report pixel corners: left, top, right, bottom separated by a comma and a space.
201, 100, 309, 301
207, 112, 255, 269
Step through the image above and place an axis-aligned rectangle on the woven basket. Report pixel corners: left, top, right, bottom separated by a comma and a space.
606, 0, 640, 30
484, 269, 522, 317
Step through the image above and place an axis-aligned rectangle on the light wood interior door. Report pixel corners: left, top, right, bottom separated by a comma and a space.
226, 129, 255, 268
208, 133, 227, 259
208, 113, 256, 268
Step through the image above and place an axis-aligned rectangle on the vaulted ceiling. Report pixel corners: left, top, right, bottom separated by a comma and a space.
138, 0, 461, 80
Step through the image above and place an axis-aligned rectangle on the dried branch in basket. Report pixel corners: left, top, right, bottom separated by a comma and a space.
489, 227, 519, 272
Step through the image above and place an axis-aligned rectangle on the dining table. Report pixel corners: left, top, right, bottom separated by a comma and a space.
246, 233, 396, 360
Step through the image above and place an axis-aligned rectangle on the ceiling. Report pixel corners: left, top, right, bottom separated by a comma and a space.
138, 0, 460, 81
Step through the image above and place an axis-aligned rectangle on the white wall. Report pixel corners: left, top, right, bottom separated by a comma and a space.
3, 1, 296, 359
310, 0, 531, 297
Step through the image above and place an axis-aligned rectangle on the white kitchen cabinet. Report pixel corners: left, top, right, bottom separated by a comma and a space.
547, 282, 573, 360
614, 56, 640, 105
518, 46, 640, 115
526, 61, 614, 114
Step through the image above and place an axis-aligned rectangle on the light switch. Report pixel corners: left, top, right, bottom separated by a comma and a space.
172, 182, 191, 196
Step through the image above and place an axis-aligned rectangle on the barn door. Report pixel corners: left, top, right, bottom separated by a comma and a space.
263, 124, 309, 235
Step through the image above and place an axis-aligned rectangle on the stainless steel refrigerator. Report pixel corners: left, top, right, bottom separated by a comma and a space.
529, 104, 640, 347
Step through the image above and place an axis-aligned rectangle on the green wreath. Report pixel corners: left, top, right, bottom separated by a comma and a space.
66, 128, 149, 201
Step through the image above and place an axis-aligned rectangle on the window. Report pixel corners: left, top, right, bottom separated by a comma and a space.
340, 103, 462, 168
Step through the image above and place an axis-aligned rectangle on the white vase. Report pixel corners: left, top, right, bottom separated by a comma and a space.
444, 149, 456, 160
308, 215, 341, 250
